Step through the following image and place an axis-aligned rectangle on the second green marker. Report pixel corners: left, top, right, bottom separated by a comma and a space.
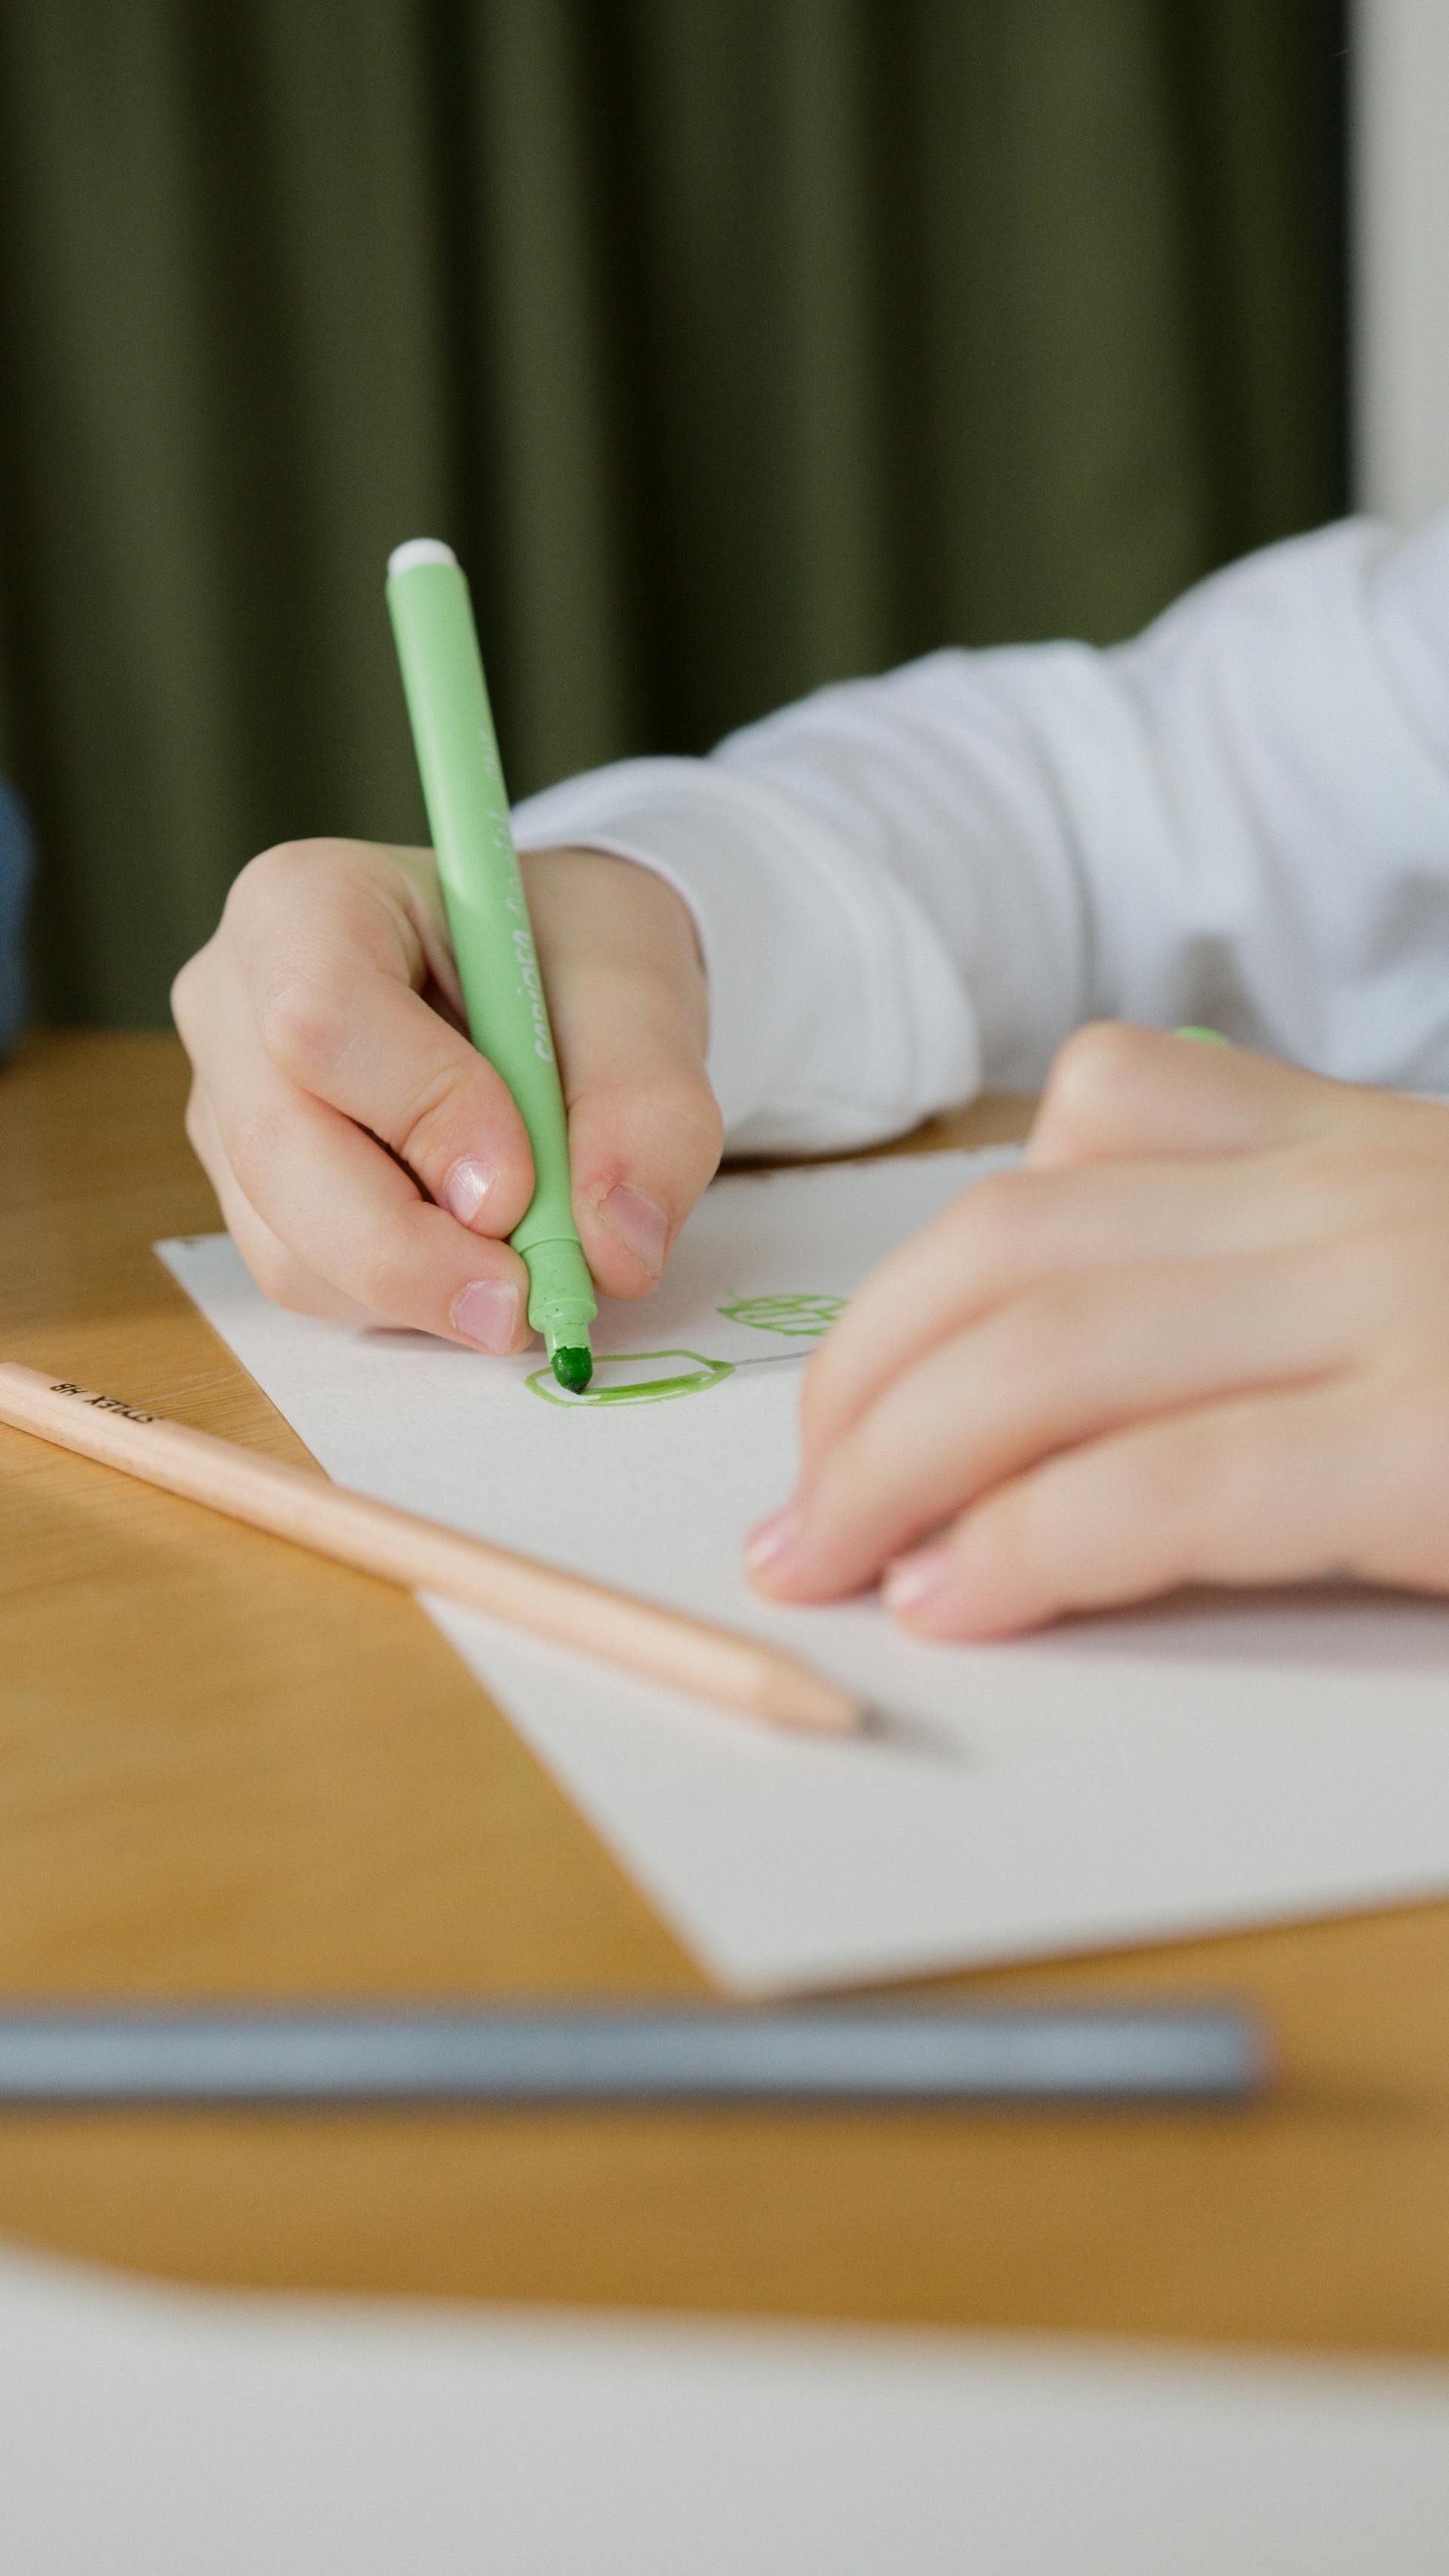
386, 539, 596, 1391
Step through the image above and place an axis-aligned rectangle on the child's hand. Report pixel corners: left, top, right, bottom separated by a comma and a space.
748, 1025, 1449, 1636
172, 841, 719, 1350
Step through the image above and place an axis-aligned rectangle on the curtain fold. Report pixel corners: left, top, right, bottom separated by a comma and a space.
0, 0, 1345, 1026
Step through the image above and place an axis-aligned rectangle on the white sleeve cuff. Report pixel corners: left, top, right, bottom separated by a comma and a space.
512, 759, 979, 1155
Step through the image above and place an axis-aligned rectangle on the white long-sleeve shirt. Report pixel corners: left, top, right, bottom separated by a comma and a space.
512, 512, 1449, 1156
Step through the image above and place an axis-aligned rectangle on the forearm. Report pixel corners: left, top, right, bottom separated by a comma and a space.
515, 509, 1449, 1150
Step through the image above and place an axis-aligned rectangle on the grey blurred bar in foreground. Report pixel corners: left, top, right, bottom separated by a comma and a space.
0, 2005, 1266, 2105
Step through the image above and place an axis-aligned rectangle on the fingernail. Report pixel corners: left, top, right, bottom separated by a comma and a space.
883, 1547, 949, 1615
745, 1503, 801, 1574
451, 1277, 520, 1353
598, 1184, 669, 1280
443, 1156, 498, 1226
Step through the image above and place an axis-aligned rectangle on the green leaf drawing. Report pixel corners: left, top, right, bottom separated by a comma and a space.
716, 1294, 845, 1339
528, 1350, 736, 1408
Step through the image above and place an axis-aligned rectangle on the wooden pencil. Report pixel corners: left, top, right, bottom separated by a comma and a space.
0, 1362, 862, 1737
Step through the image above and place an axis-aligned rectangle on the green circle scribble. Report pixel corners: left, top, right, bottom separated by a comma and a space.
526, 1350, 736, 1408
716, 1293, 845, 1339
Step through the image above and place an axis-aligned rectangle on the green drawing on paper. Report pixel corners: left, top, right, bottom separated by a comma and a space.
716, 1293, 846, 1339
527, 1349, 736, 1408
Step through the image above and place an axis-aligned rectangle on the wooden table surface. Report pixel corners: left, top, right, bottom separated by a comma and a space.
2, 1029, 1448, 2353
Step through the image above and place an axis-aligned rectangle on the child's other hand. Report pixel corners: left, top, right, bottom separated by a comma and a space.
748, 1025, 1449, 1636
172, 842, 719, 1350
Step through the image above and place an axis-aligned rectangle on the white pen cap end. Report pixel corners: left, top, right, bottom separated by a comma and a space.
387, 537, 458, 578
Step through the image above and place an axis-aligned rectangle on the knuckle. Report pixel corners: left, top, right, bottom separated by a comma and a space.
254, 962, 347, 1085
931, 1170, 1044, 1309
392, 1059, 481, 1177
170, 952, 203, 1044
225, 839, 331, 925
1041, 1020, 1149, 1130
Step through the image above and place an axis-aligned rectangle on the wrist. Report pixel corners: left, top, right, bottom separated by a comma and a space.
520, 844, 712, 1080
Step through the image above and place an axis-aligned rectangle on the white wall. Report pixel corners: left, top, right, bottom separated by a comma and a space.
1352, 0, 1449, 518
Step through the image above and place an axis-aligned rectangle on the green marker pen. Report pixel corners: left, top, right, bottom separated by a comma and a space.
386, 539, 595, 1391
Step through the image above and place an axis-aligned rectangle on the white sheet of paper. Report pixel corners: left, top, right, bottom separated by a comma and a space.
159, 1152, 1449, 1995
4, 2242, 1447, 2575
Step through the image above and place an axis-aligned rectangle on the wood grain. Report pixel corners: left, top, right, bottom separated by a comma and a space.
3, 1031, 1449, 2351
0, 1365, 862, 1737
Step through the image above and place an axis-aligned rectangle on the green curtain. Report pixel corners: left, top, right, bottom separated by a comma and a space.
0, 0, 1346, 1027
